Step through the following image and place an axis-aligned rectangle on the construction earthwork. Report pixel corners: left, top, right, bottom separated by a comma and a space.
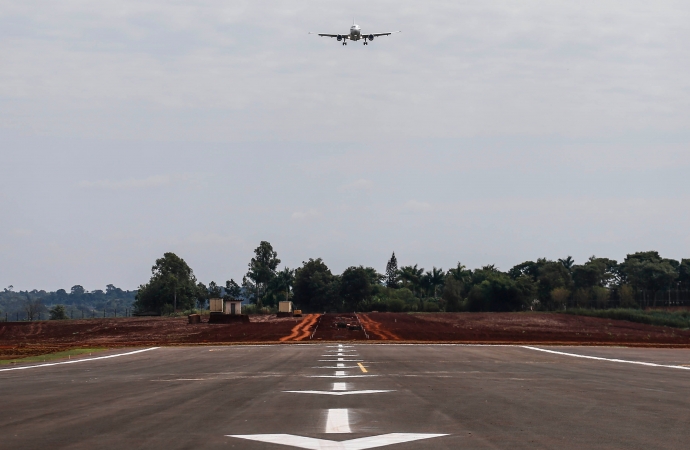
2, 312, 690, 360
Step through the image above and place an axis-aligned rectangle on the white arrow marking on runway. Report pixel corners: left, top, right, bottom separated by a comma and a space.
326, 408, 351, 433
283, 390, 394, 396
227, 433, 448, 449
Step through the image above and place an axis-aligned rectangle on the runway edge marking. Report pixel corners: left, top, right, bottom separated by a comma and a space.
523, 346, 690, 370
0, 347, 160, 372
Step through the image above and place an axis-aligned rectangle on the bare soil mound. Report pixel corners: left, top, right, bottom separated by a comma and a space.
3, 312, 690, 360
360, 312, 690, 346
0, 315, 302, 359
311, 314, 367, 340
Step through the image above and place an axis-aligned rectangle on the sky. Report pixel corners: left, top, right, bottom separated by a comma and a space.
1, 0, 689, 291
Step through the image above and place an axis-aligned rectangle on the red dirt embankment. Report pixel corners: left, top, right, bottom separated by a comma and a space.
3, 312, 690, 360
280, 314, 320, 341
0, 315, 303, 359
360, 312, 690, 346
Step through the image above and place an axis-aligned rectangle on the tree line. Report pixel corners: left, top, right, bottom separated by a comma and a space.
0, 285, 136, 321
133, 242, 690, 314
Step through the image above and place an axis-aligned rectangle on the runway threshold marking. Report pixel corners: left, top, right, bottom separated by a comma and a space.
357, 363, 368, 373
0, 347, 159, 372
228, 433, 448, 449
523, 346, 690, 371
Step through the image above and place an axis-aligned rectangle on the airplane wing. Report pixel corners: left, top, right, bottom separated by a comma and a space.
309, 33, 349, 39
367, 31, 401, 37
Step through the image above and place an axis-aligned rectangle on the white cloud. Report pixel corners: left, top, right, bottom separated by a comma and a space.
77, 174, 188, 190
291, 209, 321, 220
403, 200, 432, 212
339, 179, 374, 192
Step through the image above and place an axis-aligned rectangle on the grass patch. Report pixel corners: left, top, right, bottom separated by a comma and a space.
562, 308, 690, 329
0, 348, 107, 365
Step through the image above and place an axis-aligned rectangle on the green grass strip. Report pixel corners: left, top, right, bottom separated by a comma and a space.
0, 348, 107, 365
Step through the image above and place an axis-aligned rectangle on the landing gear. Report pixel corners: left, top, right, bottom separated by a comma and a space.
363, 41, 368, 45
342, 41, 347, 46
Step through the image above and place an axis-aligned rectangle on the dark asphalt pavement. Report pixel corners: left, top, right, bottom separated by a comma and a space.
2, 344, 690, 449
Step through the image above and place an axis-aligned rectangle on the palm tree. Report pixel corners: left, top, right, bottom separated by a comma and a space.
427, 267, 445, 299
447, 262, 472, 284
558, 256, 575, 272
399, 265, 424, 295
275, 268, 295, 302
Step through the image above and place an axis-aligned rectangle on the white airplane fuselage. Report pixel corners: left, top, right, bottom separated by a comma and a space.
349, 24, 362, 41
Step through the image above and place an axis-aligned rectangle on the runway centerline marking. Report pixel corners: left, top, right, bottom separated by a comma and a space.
357, 363, 368, 373
228, 433, 448, 449
523, 346, 690, 370
283, 389, 394, 396
0, 347, 159, 372
326, 408, 351, 433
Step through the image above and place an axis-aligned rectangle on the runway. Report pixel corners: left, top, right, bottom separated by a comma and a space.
2, 344, 690, 449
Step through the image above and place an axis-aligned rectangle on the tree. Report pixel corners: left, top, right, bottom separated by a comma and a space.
208, 281, 222, 298
620, 251, 678, 306
70, 285, 85, 297
550, 288, 570, 310
467, 271, 524, 312
245, 241, 281, 308
195, 282, 209, 310
273, 268, 295, 303
49, 304, 68, 320
293, 258, 339, 312
536, 261, 573, 307
340, 266, 372, 311
134, 252, 199, 314
558, 256, 575, 272
447, 263, 472, 284
399, 265, 424, 294
224, 279, 242, 299
24, 295, 43, 321
385, 253, 399, 288
442, 278, 463, 312
426, 267, 445, 299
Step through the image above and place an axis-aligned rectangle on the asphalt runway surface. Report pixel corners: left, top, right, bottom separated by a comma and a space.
2, 344, 690, 449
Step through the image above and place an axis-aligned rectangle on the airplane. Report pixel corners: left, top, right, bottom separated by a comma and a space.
310, 21, 400, 46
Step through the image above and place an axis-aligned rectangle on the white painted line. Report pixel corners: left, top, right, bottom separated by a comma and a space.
0, 347, 160, 372
523, 346, 690, 371
283, 390, 394, 396
318, 360, 363, 362
326, 409, 351, 433
228, 433, 448, 449
334, 382, 347, 391
335, 370, 346, 376
314, 366, 359, 369
337, 363, 345, 368
308, 375, 376, 378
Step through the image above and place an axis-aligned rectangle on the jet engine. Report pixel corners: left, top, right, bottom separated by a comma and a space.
368, 34, 374, 41
337, 35, 342, 41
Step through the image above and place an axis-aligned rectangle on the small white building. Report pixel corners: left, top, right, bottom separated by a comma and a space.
278, 301, 293, 313
209, 298, 242, 315
225, 299, 242, 315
